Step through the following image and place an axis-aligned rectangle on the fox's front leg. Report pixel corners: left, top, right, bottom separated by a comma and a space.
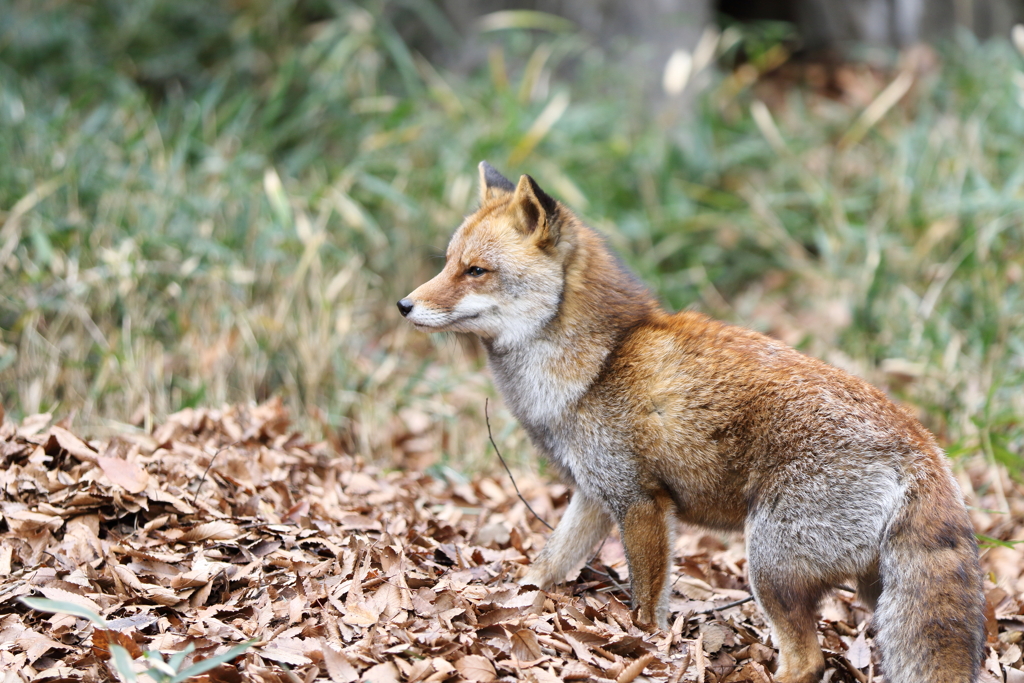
618, 493, 674, 628
520, 490, 613, 588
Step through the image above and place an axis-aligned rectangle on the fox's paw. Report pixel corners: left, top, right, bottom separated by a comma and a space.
773, 655, 825, 683
518, 565, 554, 589
632, 605, 670, 632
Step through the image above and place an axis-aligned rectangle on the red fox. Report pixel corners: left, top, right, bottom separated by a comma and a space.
398, 162, 985, 683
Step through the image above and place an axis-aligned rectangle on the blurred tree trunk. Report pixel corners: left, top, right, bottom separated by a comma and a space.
441, 0, 708, 51
432, 0, 1024, 62
722, 0, 1024, 52
437, 0, 709, 81
800, 0, 1022, 49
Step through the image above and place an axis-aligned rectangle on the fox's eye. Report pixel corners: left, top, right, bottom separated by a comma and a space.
465, 266, 487, 277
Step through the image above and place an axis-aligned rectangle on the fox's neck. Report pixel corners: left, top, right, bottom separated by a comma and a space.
484, 225, 657, 429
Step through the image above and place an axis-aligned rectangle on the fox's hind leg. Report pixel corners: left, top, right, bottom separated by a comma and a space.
520, 490, 613, 589
747, 564, 828, 683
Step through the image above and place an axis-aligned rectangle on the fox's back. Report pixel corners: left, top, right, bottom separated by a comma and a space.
579, 309, 943, 529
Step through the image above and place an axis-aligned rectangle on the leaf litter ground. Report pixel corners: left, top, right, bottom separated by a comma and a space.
3, 400, 1024, 683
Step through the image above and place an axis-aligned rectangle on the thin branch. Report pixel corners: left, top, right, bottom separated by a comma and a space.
582, 539, 633, 598
692, 595, 754, 614
192, 439, 242, 506
485, 398, 553, 530
691, 583, 857, 616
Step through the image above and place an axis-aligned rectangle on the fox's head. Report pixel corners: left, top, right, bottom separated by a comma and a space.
398, 162, 571, 348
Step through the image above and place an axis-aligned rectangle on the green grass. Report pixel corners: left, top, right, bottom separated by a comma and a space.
0, 2, 1022, 476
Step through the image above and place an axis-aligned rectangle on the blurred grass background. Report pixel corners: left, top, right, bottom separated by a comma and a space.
0, 1, 1022, 481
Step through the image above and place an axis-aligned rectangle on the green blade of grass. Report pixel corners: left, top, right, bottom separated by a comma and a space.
477, 10, 576, 34
169, 641, 256, 683
20, 597, 109, 627
977, 534, 1024, 549
112, 645, 140, 682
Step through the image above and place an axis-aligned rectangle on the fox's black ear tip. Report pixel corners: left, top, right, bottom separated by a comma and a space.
480, 161, 516, 193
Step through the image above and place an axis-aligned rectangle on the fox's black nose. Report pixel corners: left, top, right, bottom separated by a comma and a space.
397, 298, 414, 317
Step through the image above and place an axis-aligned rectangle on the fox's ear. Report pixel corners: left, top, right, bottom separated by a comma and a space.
512, 174, 560, 248
479, 161, 515, 202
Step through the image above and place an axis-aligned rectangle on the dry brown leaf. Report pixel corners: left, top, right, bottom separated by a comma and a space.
695, 632, 706, 683
197, 664, 245, 683
92, 629, 143, 660
320, 639, 358, 683
563, 633, 597, 664
558, 660, 595, 680
51, 426, 98, 462
373, 582, 403, 618
455, 654, 496, 682
179, 521, 242, 542
341, 600, 380, 626
502, 589, 542, 609
699, 622, 728, 654
748, 660, 773, 683
1006, 668, 1024, 683
96, 455, 149, 493
616, 652, 655, 683
675, 576, 717, 600
258, 638, 313, 666
144, 584, 185, 606
1001, 643, 1022, 666
38, 585, 103, 615
360, 662, 400, 683
846, 631, 871, 669
5, 509, 63, 533
510, 628, 544, 661
16, 629, 70, 664
17, 412, 52, 437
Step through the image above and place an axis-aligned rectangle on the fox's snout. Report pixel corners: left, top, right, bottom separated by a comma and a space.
397, 298, 414, 317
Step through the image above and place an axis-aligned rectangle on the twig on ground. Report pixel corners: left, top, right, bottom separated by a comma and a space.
691, 583, 857, 615
592, 567, 633, 600
192, 439, 242, 506
583, 539, 633, 598
693, 595, 754, 614
485, 399, 553, 531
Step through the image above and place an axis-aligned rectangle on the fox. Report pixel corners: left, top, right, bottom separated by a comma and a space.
397, 162, 986, 683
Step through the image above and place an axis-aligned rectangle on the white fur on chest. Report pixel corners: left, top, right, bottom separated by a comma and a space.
488, 339, 593, 428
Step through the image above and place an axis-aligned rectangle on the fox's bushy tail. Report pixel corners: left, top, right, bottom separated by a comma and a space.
874, 472, 986, 683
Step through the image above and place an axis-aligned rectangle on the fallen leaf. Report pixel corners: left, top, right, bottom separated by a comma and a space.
455, 654, 496, 682
51, 426, 98, 462
616, 652, 655, 683
360, 662, 399, 683
97, 456, 149, 493
179, 521, 242, 542
341, 600, 380, 626
510, 628, 544, 661
321, 639, 358, 683
846, 631, 871, 669
37, 586, 103, 615
92, 629, 143, 660
1006, 667, 1024, 683
16, 629, 70, 664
